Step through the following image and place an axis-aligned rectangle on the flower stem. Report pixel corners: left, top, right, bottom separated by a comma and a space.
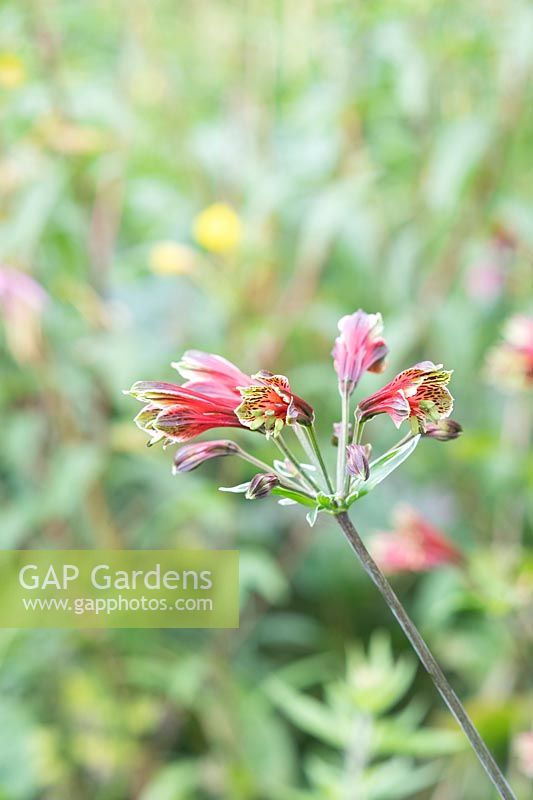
336, 389, 350, 499
274, 436, 320, 494
335, 511, 517, 800
306, 424, 335, 495
236, 449, 311, 496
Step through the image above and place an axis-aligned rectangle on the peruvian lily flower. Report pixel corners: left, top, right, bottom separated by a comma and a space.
357, 361, 453, 432
332, 310, 388, 395
127, 382, 245, 445
235, 371, 314, 437
173, 349, 250, 401
126, 314, 522, 798
371, 506, 462, 574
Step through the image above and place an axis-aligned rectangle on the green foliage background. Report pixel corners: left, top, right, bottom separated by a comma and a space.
0, 1, 532, 798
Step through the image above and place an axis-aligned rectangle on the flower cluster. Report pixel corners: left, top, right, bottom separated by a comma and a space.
127, 309, 461, 524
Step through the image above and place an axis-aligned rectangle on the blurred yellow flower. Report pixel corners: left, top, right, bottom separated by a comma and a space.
0, 52, 26, 88
193, 203, 243, 254
149, 241, 196, 275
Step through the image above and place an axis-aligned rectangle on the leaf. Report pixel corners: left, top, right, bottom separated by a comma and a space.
347, 436, 420, 505
265, 678, 347, 747
272, 487, 318, 509
218, 482, 250, 493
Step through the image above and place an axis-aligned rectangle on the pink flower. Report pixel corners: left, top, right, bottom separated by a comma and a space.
173, 440, 240, 472
127, 354, 314, 443
127, 382, 244, 445
332, 310, 388, 394
173, 350, 250, 401
371, 506, 462, 574
357, 361, 453, 430
235, 370, 314, 437
486, 315, 533, 391
0, 267, 48, 362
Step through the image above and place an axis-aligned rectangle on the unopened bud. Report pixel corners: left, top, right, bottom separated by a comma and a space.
245, 473, 280, 499
423, 419, 462, 442
346, 443, 371, 481
173, 440, 240, 473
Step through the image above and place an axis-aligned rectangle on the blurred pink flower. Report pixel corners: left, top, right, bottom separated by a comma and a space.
371, 506, 462, 574
465, 260, 505, 305
486, 315, 533, 391
0, 267, 48, 363
332, 310, 388, 395
357, 361, 453, 431
514, 731, 533, 779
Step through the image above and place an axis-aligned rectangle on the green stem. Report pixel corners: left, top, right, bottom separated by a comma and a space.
237, 449, 310, 496
273, 436, 320, 494
335, 511, 517, 800
306, 424, 335, 495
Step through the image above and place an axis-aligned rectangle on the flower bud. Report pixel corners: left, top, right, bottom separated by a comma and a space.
345, 443, 371, 481
245, 473, 279, 499
423, 419, 462, 441
173, 440, 240, 473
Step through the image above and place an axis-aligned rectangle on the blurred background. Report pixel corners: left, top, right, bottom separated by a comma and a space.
0, 1, 532, 798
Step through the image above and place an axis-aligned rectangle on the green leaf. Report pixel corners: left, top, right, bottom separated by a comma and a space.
347, 435, 420, 505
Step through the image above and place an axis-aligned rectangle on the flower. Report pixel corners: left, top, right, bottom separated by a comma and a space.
486, 315, 533, 391
236, 371, 314, 437
173, 350, 250, 402
423, 419, 463, 441
371, 506, 462, 574
332, 310, 388, 394
345, 443, 371, 480
149, 241, 196, 276
0, 267, 48, 363
173, 440, 240, 473
357, 361, 453, 431
0, 53, 26, 88
245, 473, 280, 499
193, 203, 243, 254
127, 382, 244, 445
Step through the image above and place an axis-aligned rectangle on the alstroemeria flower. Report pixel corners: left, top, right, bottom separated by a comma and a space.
332, 310, 388, 395
357, 361, 453, 431
236, 371, 314, 437
173, 350, 251, 401
173, 440, 240, 473
371, 506, 462, 574
127, 382, 244, 444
